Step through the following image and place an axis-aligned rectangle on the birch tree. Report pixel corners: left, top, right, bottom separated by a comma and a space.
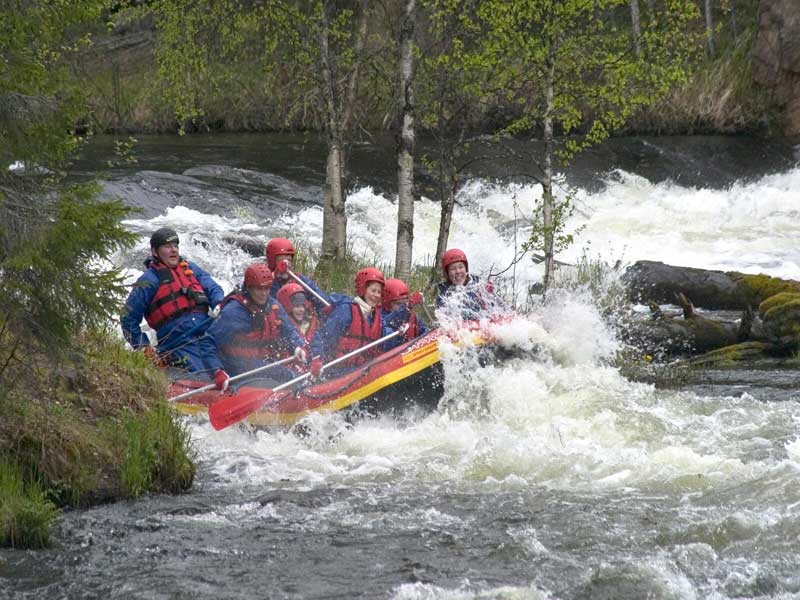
476, 0, 699, 292
630, 0, 642, 57
704, 0, 715, 54
416, 0, 492, 278
394, 0, 416, 281
151, 0, 374, 260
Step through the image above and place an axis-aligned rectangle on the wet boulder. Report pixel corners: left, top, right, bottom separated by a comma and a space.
624, 261, 746, 309
624, 261, 800, 310
621, 294, 743, 358
759, 292, 800, 349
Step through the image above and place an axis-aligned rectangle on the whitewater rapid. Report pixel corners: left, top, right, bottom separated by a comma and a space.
113, 162, 800, 599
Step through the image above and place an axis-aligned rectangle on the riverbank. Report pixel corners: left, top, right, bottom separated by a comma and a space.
0, 330, 194, 549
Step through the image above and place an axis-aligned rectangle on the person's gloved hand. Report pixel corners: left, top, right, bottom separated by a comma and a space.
408, 291, 423, 307
214, 369, 230, 392
208, 304, 221, 318
293, 346, 307, 364
276, 259, 289, 274
485, 280, 494, 294
390, 303, 410, 327
142, 345, 156, 361
322, 304, 334, 316
310, 357, 323, 378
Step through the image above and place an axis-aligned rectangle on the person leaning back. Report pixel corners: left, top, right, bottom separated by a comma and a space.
121, 228, 225, 374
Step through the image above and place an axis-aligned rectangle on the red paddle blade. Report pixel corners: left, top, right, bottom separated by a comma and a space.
208, 389, 274, 431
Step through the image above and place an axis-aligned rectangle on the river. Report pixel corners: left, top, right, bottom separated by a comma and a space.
1, 134, 800, 599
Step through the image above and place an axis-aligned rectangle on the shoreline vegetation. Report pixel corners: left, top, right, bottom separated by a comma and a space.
1, 330, 194, 549
82, 5, 778, 137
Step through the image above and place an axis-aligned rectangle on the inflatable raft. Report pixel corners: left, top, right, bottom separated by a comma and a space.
170, 328, 444, 427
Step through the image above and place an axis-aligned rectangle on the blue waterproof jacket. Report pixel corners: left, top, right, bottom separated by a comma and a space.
207, 297, 306, 380
435, 275, 491, 320
381, 305, 430, 350
121, 258, 225, 373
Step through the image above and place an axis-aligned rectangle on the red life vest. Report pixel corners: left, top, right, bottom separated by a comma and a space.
145, 259, 209, 330
406, 312, 420, 340
332, 304, 383, 368
275, 310, 320, 359
218, 292, 283, 361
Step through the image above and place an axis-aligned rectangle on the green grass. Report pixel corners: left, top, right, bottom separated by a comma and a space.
0, 458, 57, 549
115, 403, 195, 498
0, 328, 195, 547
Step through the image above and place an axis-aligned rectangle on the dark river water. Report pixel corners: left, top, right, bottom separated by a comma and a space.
2, 134, 800, 599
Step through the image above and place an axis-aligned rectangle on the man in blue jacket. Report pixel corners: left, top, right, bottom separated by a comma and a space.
207, 263, 308, 383
121, 228, 226, 384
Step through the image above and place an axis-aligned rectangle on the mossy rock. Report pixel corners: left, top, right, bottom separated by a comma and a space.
761, 297, 800, 347
688, 342, 774, 368
758, 292, 800, 318
730, 272, 800, 306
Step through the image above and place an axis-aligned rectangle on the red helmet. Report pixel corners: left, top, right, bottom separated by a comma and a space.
276, 282, 306, 312
243, 263, 274, 288
265, 237, 295, 270
382, 278, 409, 311
441, 248, 468, 278
355, 267, 385, 297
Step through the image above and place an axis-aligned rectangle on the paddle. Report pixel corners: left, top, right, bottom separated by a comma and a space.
412, 291, 435, 324
277, 260, 331, 308
208, 326, 406, 431
168, 356, 298, 402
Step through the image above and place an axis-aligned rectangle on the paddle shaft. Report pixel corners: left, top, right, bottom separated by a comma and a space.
417, 293, 435, 324
284, 267, 331, 308
262, 326, 407, 399
168, 356, 297, 402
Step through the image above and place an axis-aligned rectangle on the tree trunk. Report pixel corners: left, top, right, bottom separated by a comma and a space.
318, 0, 370, 260
541, 44, 556, 295
395, 0, 416, 281
629, 0, 642, 57
323, 139, 347, 259
704, 0, 715, 55
434, 183, 455, 279
646, 0, 655, 13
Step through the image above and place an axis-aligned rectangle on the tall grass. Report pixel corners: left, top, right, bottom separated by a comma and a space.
0, 329, 195, 546
115, 402, 195, 498
633, 28, 777, 134
0, 459, 57, 549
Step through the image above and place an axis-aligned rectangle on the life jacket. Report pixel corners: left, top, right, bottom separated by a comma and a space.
332, 304, 383, 368
406, 311, 420, 340
218, 292, 283, 361
145, 259, 209, 330
275, 310, 320, 359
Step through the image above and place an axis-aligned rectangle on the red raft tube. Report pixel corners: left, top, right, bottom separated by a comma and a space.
169, 328, 444, 428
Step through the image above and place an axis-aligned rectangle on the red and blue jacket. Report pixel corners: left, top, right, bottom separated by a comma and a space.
122, 258, 225, 373
380, 305, 429, 350
207, 291, 306, 376
310, 300, 382, 370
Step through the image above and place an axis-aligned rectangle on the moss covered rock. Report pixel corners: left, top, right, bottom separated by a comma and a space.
730, 273, 800, 307
687, 341, 776, 368
759, 293, 800, 349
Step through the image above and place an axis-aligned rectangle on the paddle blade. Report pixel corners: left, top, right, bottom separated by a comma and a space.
208, 390, 274, 431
